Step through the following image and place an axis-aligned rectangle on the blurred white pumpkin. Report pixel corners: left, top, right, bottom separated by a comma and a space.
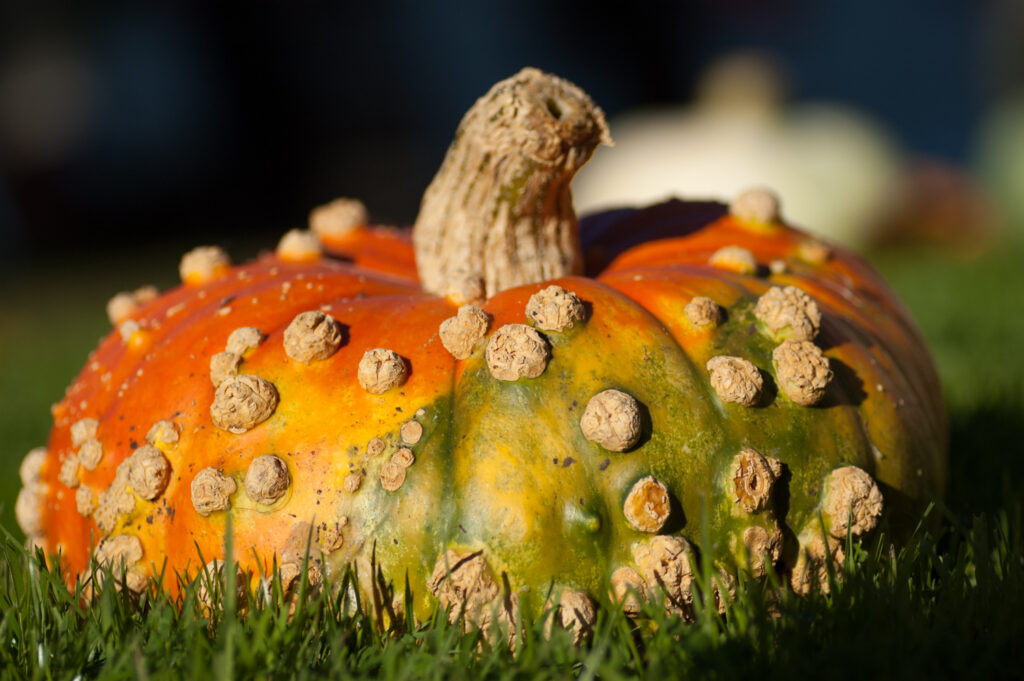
574, 53, 904, 249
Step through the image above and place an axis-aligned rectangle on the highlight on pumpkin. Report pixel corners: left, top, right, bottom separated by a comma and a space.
15, 67, 945, 637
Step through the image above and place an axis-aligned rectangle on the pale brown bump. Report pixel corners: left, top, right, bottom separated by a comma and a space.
58, 453, 81, 488
709, 245, 758, 275
634, 535, 696, 619
790, 531, 845, 595
125, 445, 171, 501
76, 485, 97, 516
244, 455, 290, 505
741, 525, 783, 577
730, 186, 780, 224
357, 348, 408, 394
78, 439, 103, 470
71, 417, 99, 446
226, 326, 265, 356
209, 351, 242, 387
343, 472, 362, 493
754, 285, 822, 341
191, 468, 237, 516
118, 319, 141, 343
284, 310, 343, 364
730, 448, 777, 514
197, 559, 249, 609
769, 259, 788, 275
19, 447, 47, 486
707, 355, 764, 407
822, 466, 884, 538
318, 520, 346, 554
526, 285, 585, 332
445, 272, 486, 306
94, 534, 144, 569
366, 438, 386, 456
555, 589, 596, 644
485, 324, 550, 381
15, 486, 44, 537
146, 420, 180, 447
277, 229, 323, 262
623, 476, 671, 533
211, 375, 279, 433
772, 339, 834, 406
684, 296, 723, 329
106, 286, 159, 325
428, 550, 501, 629
93, 481, 136, 533
610, 567, 646, 617
798, 239, 832, 265
580, 389, 642, 452
309, 197, 367, 240
400, 420, 424, 445
380, 461, 406, 492
439, 305, 490, 360
392, 447, 415, 469
280, 522, 325, 580
179, 245, 231, 285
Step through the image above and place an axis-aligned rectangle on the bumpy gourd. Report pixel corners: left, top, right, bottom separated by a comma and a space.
16, 69, 945, 636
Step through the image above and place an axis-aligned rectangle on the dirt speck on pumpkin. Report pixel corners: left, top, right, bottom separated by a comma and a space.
211, 375, 279, 433
439, 305, 490, 359
309, 197, 367, 239
191, 468, 237, 516
526, 285, 585, 332
485, 324, 550, 381
400, 421, 424, 445
580, 389, 641, 452
358, 349, 408, 394
684, 296, 723, 329
209, 351, 242, 387
623, 476, 671, 533
226, 327, 265, 356
730, 187, 780, 224
707, 356, 764, 407
822, 466, 883, 538
731, 448, 777, 513
277, 229, 323, 262
380, 461, 406, 492
754, 286, 822, 341
772, 339, 833, 406
244, 455, 290, 505
709, 246, 757, 275
284, 310, 343, 364
179, 246, 231, 285
125, 445, 171, 501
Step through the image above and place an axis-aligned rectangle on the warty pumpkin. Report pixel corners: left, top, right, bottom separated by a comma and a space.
15, 68, 946, 637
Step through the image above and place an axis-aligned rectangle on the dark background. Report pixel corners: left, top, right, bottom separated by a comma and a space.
1, 0, 1015, 263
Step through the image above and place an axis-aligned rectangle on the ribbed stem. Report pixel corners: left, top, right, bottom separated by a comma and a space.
413, 68, 610, 300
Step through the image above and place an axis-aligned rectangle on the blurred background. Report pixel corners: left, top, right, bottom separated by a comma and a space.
2, 1, 1024, 536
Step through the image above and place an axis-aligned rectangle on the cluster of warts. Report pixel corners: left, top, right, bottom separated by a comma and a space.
20, 207, 885, 618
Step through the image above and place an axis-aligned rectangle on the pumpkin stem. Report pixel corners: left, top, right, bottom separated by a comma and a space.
413, 68, 611, 300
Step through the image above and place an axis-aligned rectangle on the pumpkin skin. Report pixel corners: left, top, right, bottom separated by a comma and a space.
16, 70, 946, 630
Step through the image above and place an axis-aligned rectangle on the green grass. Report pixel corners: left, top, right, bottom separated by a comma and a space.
2, 239, 1024, 679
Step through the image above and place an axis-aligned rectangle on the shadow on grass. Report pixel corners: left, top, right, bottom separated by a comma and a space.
945, 401, 1024, 516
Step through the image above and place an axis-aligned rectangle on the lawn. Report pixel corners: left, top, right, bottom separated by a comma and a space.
1, 237, 1022, 679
